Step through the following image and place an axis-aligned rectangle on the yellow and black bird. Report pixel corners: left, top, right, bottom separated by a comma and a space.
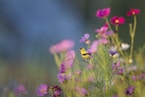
79, 48, 91, 59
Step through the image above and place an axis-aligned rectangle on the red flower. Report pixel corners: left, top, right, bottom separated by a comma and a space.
110, 16, 125, 25
127, 8, 140, 16
96, 7, 110, 18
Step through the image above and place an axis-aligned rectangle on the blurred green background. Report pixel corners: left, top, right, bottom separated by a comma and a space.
0, 0, 144, 96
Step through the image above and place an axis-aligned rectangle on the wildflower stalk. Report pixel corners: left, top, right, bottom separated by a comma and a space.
104, 17, 116, 45
53, 54, 61, 67
105, 17, 113, 31
129, 15, 137, 64
60, 52, 65, 63
114, 25, 124, 57
115, 25, 119, 31
93, 45, 112, 95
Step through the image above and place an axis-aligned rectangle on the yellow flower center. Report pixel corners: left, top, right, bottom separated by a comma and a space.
115, 20, 119, 23
41, 89, 45, 93
132, 11, 135, 15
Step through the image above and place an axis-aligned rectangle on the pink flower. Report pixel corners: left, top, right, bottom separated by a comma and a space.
80, 33, 90, 43
36, 84, 48, 97
112, 61, 121, 70
132, 73, 145, 80
117, 68, 124, 75
96, 8, 110, 18
98, 38, 109, 44
88, 38, 109, 54
64, 50, 75, 69
88, 76, 94, 82
96, 26, 108, 34
58, 50, 75, 74
57, 73, 71, 83
96, 23, 113, 38
87, 41, 99, 54
75, 87, 88, 97
86, 64, 94, 69
127, 8, 140, 16
110, 16, 125, 25
125, 86, 135, 95
14, 84, 27, 96
49, 39, 74, 54
75, 70, 82, 75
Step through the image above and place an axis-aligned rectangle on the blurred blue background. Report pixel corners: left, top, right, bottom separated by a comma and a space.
0, 0, 144, 96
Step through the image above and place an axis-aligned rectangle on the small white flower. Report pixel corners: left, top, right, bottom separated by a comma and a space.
120, 43, 130, 50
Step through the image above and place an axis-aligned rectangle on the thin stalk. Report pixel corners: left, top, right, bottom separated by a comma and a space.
115, 25, 118, 31
114, 25, 124, 57
129, 16, 137, 63
53, 54, 61, 67
60, 52, 65, 63
133, 16, 137, 34
104, 17, 115, 45
104, 17, 113, 31
129, 35, 134, 63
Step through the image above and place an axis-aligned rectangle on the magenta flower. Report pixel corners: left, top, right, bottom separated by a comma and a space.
14, 84, 27, 96
49, 39, 74, 54
57, 73, 71, 83
125, 86, 135, 95
57, 73, 66, 83
51, 85, 62, 97
110, 16, 125, 25
36, 84, 48, 97
80, 33, 90, 43
81, 88, 88, 96
127, 8, 140, 16
96, 7, 111, 18
117, 68, 124, 75
59, 63, 66, 73
103, 22, 109, 27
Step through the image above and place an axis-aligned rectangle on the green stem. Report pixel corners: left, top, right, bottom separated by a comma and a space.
114, 25, 124, 57
133, 16, 137, 34
104, 17, 115, 45
60, 52, 65, 63
129, 24, 133, 36
115, 25, 118, 32
104, 17, 113, 31
53, 53, 61, 67
129, 16, 137, 63
129, 35, 134, 63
